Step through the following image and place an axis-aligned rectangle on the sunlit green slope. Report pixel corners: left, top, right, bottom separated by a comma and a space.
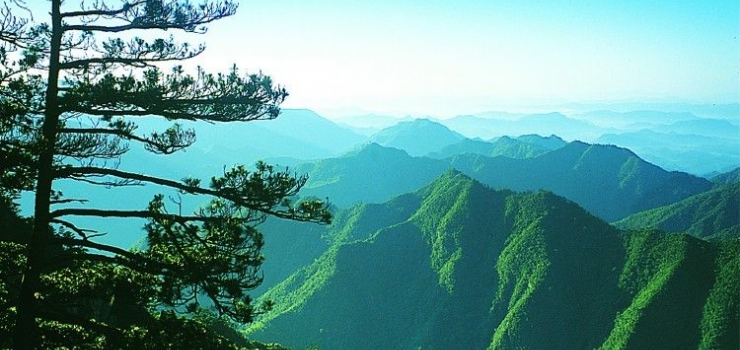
615, 183, 739, 240
247, 172, 738, 349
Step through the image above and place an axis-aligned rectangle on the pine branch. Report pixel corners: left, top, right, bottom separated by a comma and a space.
55, 166, 305, 216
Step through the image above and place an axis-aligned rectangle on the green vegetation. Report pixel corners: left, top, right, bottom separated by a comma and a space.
250, 173, 739, 350
0, 1, 329, 349
600, 231, 688, 349
615, 183, 739, 240
411, 171, 474, 292
430, 135, 555, 160
698, 239, 740, 349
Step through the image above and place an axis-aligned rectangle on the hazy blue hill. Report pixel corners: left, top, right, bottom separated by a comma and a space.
332, 113, 411, 131
430, 136, 552, 159
614, 183, 740, 240
369, 118, 465, 156
596, 129, 739, 175
293, 143, 449, 207
515, 134, 567, 150
246, 172, 738, 350
127, 109, 365, 180
257, 109, 366, 152
440, 112, 605, 141
655, 118, 740, 139
574, 110, 699, 129
449, 141, 713, 221
711, 167, 740, 184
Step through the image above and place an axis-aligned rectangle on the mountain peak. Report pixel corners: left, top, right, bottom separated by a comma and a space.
370, 118, 465, 156
346, 142, 410, 158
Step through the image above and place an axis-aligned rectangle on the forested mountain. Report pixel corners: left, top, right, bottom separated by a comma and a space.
515, 134, 567, 150
430, 136, 554, 159
449, 141, 713, 221
247, 172, 738, 350
295, 141, 712, 222
369, 119, 465, 156
711, 167, 740, 184
615, 183, 740, 240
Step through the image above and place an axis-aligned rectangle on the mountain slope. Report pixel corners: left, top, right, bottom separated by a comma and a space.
298, 141, 712, 222
596, 129, 739, 175
294, 143, 449, 207
711, 167, 740, 184
516, 134, 567, 150
449, 141, 713, 221
246, 172, 738, 350
430, 136, 553, 159
614, 183, 740, 240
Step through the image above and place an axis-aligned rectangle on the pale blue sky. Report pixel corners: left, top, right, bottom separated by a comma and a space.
32, 1, 740, 116
198, 0, 739, 116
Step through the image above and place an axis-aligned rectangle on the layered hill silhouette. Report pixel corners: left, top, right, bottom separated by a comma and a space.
295, 141, 712, 222
596, 129, 739, 175
294, 143, 449, 207
429, 135, 563, 160
438, 112, 605, 141
369, 118, 465, 156
247, 172, 738, 350
450, 141, 713, 221
615, 183, 740, 240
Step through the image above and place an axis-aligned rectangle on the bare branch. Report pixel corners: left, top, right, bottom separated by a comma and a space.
51, 218, 99, 239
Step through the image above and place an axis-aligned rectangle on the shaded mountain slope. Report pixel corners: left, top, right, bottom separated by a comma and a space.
449, 141, 713, 221
246, 172, 738, 350
430, 136, 553, 159
294, 143, 449, 207
614, 183, 740, 240
711, 167, 740, 184
296, 142, 712, 222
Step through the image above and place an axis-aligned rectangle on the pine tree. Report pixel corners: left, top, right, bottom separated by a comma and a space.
0, 1, 330, 348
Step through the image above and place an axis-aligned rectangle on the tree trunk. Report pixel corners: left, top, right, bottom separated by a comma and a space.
13, 1, 63, 348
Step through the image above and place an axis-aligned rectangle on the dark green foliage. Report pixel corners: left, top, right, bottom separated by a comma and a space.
249, 173, 739, 350
615, 183, 739, 240
0, 187, 290, 350
1, 1, 329, 349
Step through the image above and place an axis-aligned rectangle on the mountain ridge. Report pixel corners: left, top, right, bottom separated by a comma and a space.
247, 172, 738, 350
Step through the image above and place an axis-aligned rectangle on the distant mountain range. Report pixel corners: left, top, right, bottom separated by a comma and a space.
429, 135, 564, 159
296, 140, 712, 222
596, 129, 739, 175
437, 112, 606, 141
247, 172, 738, 350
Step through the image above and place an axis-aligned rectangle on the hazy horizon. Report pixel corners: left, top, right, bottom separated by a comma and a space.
21, 1, 740, 118
200, 0, 739, 117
